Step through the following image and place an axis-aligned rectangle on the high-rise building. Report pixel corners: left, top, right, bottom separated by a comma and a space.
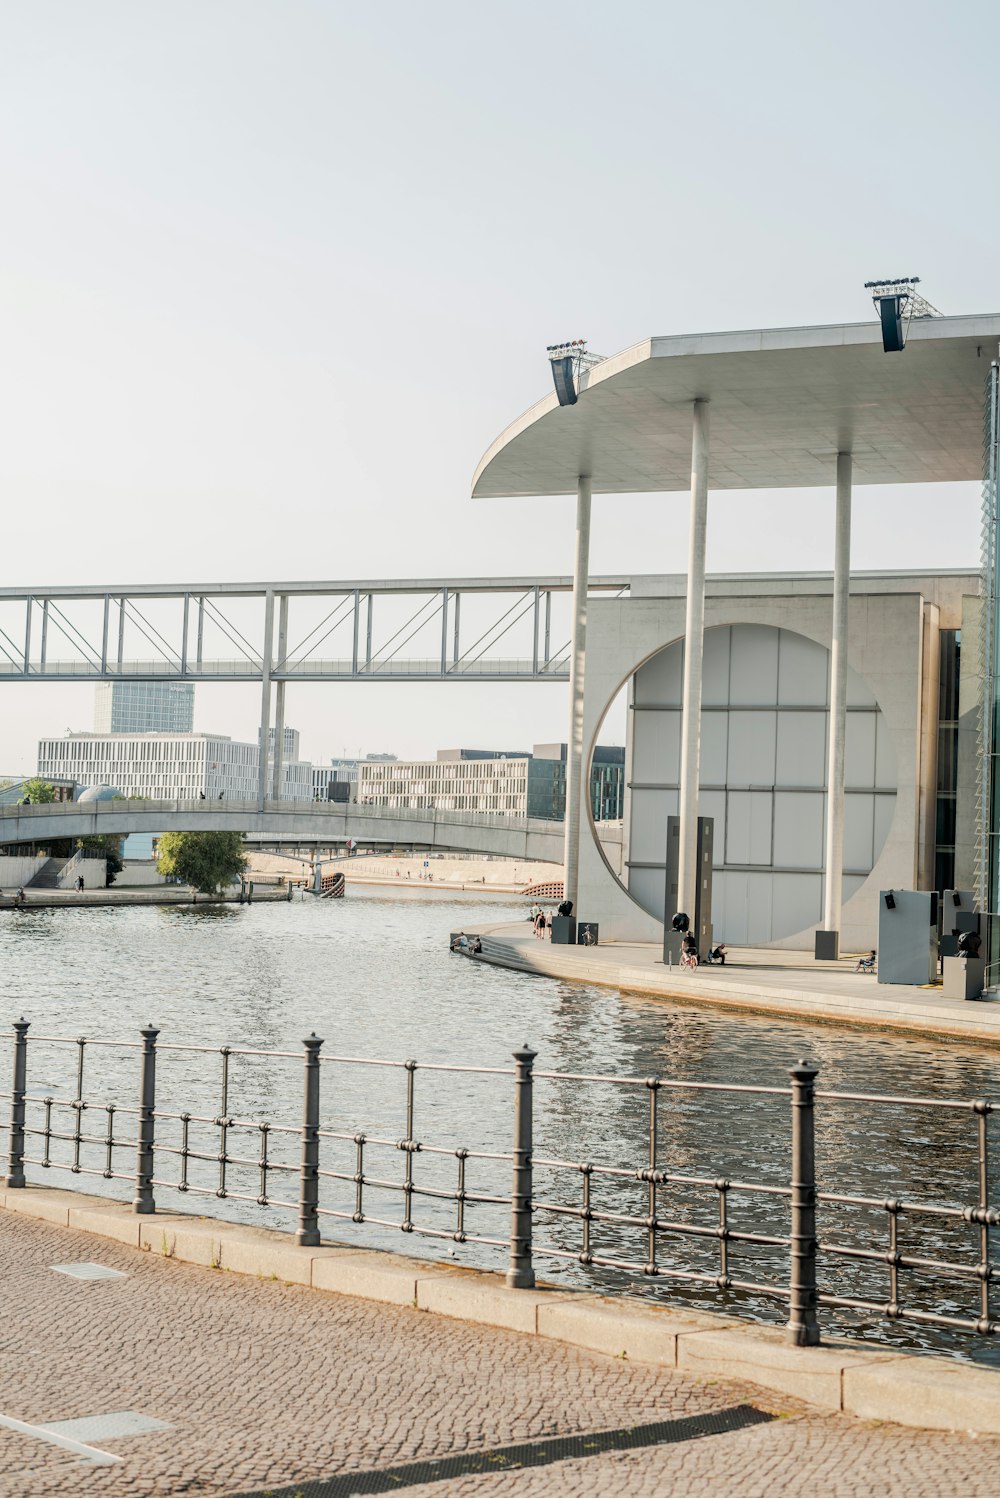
94, 682, 194, 734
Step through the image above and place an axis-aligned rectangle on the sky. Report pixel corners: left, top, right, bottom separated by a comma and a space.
0, 0, 997, 772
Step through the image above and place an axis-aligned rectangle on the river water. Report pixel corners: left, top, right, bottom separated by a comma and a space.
2, 885, 999, 1364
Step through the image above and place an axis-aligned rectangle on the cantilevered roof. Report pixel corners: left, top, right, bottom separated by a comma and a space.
472, 315, 1000, 497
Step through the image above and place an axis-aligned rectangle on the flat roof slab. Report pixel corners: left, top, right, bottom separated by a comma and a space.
472, 315, 1000, 497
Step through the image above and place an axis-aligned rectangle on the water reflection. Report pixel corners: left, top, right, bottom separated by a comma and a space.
1, 887, 997, 1363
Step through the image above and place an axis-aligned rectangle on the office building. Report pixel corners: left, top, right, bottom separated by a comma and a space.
94, 682, 194, 734
312, 754, 396, 801
357, 744, 623, 822
38, 732, 312, 802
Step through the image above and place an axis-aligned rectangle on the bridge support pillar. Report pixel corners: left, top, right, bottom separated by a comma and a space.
272, 595, 288, 802
257, 590, 275, 812
677, 399, 710, 922
563, 474, 591, 913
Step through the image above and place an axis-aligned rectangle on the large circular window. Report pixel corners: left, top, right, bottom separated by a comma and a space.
597, 623, 897, 944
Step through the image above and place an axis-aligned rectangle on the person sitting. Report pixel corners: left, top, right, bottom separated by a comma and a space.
854, 949, 877, 974
707, 943, 727, 965
680, 932, 699, 969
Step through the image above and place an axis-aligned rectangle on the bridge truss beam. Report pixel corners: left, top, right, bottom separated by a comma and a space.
0, 577, 629, 684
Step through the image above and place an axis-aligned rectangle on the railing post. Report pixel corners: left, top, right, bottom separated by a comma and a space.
133, 1023, 159, 1214
787, 1058, 820, 1345
507, 1043, 536, 1289
297, 1032, 323, 1247
5, 1018, 29, 1188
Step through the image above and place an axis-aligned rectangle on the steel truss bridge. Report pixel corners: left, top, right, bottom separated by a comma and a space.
0, 577, 629, 684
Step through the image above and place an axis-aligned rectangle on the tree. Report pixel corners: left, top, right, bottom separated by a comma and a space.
156, 831, 248, 896
76, 835, 125, 887
21, 777, 56, 804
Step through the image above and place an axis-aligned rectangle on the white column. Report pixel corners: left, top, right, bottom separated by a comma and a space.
257, 589, 275, 811
676, 401, 710, 918
271, 595, 288, 801
563, 475, 592, 912
822, 452, 853, 942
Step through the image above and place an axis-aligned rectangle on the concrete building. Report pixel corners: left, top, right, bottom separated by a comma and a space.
473, 311, 999, 953
38, 732, 312, 803
582, 570, 973, 949
94, 681, 194, 734
358, 751, 564, 820
312, 754, 396, 801
357, 745, 625, 823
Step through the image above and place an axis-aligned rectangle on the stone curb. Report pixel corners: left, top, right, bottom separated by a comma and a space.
4, 1183, 999, 1435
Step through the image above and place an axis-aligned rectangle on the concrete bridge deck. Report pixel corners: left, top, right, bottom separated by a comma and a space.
0, 799, 567, 862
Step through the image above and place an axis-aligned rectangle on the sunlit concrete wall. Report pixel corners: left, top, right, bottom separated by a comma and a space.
578, 575, 976, 951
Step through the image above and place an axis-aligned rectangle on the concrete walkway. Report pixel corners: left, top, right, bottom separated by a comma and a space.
2, 1200, 999, 1497
0, 886, 291, 911
472, 924, 1000, 1044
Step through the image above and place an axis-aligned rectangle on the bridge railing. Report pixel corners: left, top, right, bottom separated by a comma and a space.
2, 1020, 998, 1353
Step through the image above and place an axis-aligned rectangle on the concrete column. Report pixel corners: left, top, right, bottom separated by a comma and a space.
271, 595, 289, 801
257, 590, 275, 811
563, 475, 592, 913
676, 401, 710, 918
820, 453, 852, 951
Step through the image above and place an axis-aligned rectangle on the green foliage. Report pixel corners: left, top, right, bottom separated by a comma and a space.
156, 830, 248, 896
77, 834, 125, 887
22, 777, 56, 803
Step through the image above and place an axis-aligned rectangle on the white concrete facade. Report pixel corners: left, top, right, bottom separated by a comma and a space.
38, 732, 312, 803
357, 755, 563, 821
576, 572, 978, 951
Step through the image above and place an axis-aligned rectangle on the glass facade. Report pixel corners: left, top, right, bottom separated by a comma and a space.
94, 682, 195, 734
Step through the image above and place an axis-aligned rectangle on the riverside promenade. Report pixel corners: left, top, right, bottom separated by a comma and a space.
473, 924, 1000, 1045
2, 1189, 1000, 1497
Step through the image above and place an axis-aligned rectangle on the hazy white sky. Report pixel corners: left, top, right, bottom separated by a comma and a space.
1, 0, 997, 771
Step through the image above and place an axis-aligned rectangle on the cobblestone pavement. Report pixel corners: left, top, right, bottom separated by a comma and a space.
1, 1211, 998, 1497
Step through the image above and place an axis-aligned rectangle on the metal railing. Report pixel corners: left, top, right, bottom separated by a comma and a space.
2, 1023, 997, 1348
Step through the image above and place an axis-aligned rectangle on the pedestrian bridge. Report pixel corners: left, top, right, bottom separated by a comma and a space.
0, 798, 567, 862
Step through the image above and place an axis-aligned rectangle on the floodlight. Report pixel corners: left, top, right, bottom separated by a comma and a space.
884, 890, 896, 910
546, 339, 605, 406
864, 277, 942, 353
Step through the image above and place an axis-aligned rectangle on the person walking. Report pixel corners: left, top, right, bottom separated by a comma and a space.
75, 874, 85, 894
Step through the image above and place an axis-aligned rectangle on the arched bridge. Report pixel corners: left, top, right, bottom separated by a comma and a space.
0, 799, 567, 862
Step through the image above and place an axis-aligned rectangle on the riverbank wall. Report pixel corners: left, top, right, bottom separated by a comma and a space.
468, 923, 1000, 1046
0, 884, 292, 911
